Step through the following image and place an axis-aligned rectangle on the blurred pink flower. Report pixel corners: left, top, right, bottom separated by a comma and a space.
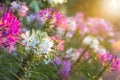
100, 53, 113, 63
51, 35, 64, 51
39, 8, 67, 30
73, 12, 114, 39
77, 48, 89, 59
99, 53, 120, 72
111, 58, 120, 71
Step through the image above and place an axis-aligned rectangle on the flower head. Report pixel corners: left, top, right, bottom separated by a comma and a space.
39, 37, 53, 54
21, 29, 53, 54
83, 35, 99, 50
99, 53, 120, 72
0, 9, 20, 53
11, 1, 29, 17
39, 8, 67, 30
74, 12, 114, 39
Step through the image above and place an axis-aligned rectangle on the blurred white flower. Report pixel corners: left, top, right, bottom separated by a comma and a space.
83, 35, 99, 50
65, 48, 79, 61
83, 35, 108, 54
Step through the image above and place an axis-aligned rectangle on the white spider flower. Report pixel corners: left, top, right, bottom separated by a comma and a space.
36, 37, 53, 54
21, 29, 53, 54
83, 35, 99, 50
96, 46, 107, 54
21, 30, 40, 50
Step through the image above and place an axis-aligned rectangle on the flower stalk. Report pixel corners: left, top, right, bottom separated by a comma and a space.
16, 53, 33, 80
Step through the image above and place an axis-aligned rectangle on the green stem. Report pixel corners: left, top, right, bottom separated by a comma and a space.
16, 53, 33, 80
78, 52, 96, 69
68, 46, 89, 80
72, 45, 89, 70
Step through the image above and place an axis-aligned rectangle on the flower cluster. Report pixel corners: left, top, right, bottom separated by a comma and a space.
39, 8, 67, 30
99, 53, 120, 72
83, 35, 99, 50
74, 12, 114, 38
83, 35, 108, 54
11, 1, 29, 17
21, 29, 53, 54
62, 12, 114, 42
0, 10, 20, 53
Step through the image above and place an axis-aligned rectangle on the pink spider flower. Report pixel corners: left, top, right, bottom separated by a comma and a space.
51, 35, 64, 51
39, 8, 67, 30
111, 58, 120, 71
99, 53, 120, 72
0, 9, 20, 53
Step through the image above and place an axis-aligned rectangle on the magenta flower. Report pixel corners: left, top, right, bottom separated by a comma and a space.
99, 53, 120, 72
99, 53, 113, 63
111, 58, 120, 71
0, 10, 20, 53
39, 8, 67, 30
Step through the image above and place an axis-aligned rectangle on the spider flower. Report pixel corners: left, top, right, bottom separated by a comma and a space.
83, 35, 99, 50
0, 10, 20, 53
39, 8, 67, 30
99, 53, 120, 72
11, 1, 29, 17
51, 35, 64, 51
21, 29, 53, 54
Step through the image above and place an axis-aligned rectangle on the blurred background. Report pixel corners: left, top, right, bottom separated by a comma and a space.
0, 0, 120, 80
61, 0, 120, 30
